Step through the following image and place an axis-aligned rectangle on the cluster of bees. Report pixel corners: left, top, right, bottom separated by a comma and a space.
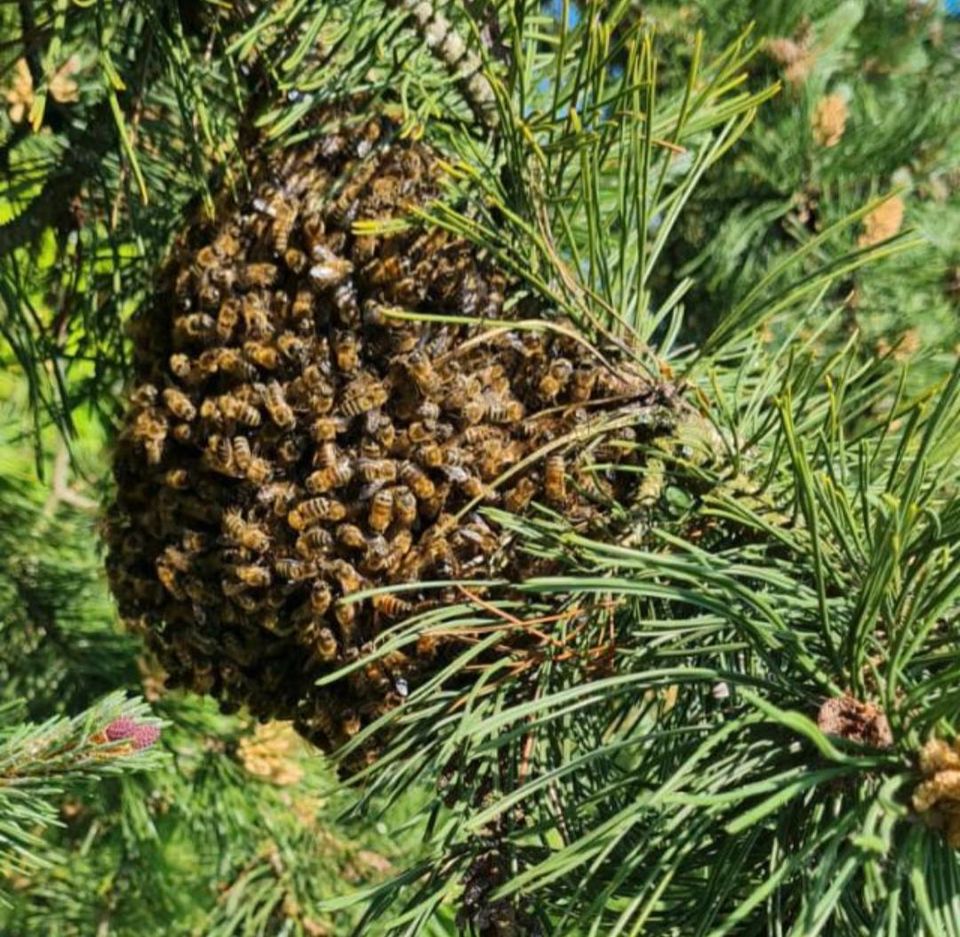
105, 110, 685, 769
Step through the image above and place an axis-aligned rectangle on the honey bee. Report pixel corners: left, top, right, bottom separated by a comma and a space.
296, 526, 334, 558
485, 396, 525, 423
332, 280, 360, 325
203, 434, 237, 476
168, 353, 203, 385
277, 434, 307, 465
244, 340, 280, 371
239, 262, 278, 289
413, 398, 437, 422
230, 563, 272, 588
460, 474, 490, 500
327, 153, 384, 226
217, 393, 262, 427
193, 245, 220, 278
277, 332, 310, 363
333, 523, 366, 550
455, 517, 499, 555
537, 358, 574, 400
271, 200, 298, 254
213, 229, 241, 259
341, 376, 389, 417
171, 419, 192, 443
300, 362, 334, 392
163, 468, 190, 489
368, 488, 394, 533
476, 361, 506, 386
130, 383, 158, 408
442, 444, 470, 466
275, 558, 317, 581
305, 573, 331, 609
462, 398, 486, 424
420, 535, 458, 578
246, 455, 273, 485
222, 509, 270, 553
315, 440, 339, 468
305, 458, 353, 494
221, 576, 252, 604
330, 558, 364, 594
543, 453, 567, 505
156, 546, 190, 599
332, 330, 360, 373
198, 398, 220, 423
308, 246, 353, 287
383, 529, 413, 575
283, 247, 308, 274
399, 460, 436, 500
294, 385, 331, 419
417, 481, 450, 520
375, 417, 396, 451
300, 211, 326, 249
340, 707, 362, 737
477, 450, 507, 482
242, 294, 275, 337
311, 625, 339, 662
288, 497, 347, 530
257, 480, 299, 515
415, 631, 440, 659
174, 313, 217, 343
310, 415, 348, 441
570, 365, 599, 402
505, 476, 538, 513
424, 512, 458, 541
131, 410, 168, 465
216, 299, 241, 341
415, 442, 444, 468
361, 298, 396, 329
216, 348, 259, 381
357, 458, 397, 483
392, 487, 418, 527
405, 349, 441, 395
290, 289, 314, 323
407, 421, 434, 445
262, 380, 296, 429
182, 529, 209, 553
362, 533, 391, 572
156, 560, 185, 599
192, 349, 218, 376
251, 187, 280, 219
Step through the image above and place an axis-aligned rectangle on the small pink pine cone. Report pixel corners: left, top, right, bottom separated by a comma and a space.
105, 716, 138, 741
129, 722, 161, 750
104, 716, 161, 750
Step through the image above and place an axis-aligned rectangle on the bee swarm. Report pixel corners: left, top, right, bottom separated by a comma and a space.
106, 113, 684, 769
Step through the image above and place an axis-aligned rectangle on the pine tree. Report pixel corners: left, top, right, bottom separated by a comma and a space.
1, 1, 958, 934
641, 0, 960, 378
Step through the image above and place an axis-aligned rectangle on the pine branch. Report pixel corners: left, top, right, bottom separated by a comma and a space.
0, 693, 163, 891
